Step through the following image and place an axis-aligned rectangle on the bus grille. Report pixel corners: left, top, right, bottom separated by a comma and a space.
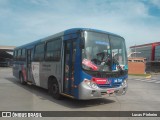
113, 83, 121, 87
98, 84, 111, 88
98, 83, 121, 88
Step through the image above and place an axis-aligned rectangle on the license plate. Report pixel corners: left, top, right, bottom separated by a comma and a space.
107, 89, 115, 94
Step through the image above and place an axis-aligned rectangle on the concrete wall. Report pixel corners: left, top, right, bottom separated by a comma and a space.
128, 62, 146, 74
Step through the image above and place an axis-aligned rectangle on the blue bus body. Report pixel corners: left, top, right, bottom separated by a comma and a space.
13, 28, 128, 100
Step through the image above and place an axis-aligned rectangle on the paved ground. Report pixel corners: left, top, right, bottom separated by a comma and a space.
129, 75, 160, 84
0, 67, 160, 120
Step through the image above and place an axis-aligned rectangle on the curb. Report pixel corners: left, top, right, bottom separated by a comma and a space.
145, 75, 151, 79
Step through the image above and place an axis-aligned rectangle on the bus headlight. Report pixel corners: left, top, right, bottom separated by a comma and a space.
84, 79, 98, 89
90, 82, 98, 89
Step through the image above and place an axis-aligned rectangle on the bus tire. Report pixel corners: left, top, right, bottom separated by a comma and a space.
19, 72, 26, 85
48, 79, 62, 100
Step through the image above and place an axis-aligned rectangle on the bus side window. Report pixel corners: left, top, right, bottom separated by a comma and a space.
13, 50, 17, 60
72, 41, 76, 70
34, 43, 45, 61
17, 49, 21, 61
15, 50, 18, 60
46, 39, 61, 61
21, 49, 26, 61
31, 48, 34, 61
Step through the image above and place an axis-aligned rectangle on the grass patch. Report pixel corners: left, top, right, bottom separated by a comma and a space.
129, 74, 151, 77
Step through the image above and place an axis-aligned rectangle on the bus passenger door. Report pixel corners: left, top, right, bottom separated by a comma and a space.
26, 49, 33, 82
63, 40, 76, 95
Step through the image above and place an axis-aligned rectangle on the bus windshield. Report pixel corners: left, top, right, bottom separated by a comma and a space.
82, 31, 127, 72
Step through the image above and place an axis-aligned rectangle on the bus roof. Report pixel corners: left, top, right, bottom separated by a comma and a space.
15, 28, 123, 50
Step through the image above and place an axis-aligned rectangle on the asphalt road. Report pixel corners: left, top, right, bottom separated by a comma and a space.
0, 67, 160, 120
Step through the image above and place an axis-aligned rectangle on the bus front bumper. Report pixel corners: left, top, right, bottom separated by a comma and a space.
78, 79, 128, 100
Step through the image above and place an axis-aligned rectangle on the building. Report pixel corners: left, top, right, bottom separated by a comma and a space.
128, 57, 146, 74
130, 42, 160, 61
0, 46, 15, 66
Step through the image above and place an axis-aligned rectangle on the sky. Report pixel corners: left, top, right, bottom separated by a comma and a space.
0, 0, 160, 48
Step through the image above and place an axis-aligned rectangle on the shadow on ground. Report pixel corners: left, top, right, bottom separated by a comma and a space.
5, 77, 115, 109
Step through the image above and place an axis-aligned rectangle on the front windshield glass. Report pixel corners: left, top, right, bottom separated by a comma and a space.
82, 31, 127, 72
109, 35, 127, 67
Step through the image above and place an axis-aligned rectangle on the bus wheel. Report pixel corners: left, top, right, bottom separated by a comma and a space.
19, 73, 26, 85
49, 80, 62, 100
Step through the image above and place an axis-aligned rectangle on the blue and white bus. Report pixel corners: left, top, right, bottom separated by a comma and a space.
13, 28, 128, 100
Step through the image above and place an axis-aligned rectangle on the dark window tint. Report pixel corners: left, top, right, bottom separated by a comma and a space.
13, 50, 17, 60
130, 46, 152, 61
34, 43, 45, 61
21, 49, 26, 61
17, 49, 21, 60
46, 39, 61, 61
31, 48, 34, 61
155, 45, 160, 61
